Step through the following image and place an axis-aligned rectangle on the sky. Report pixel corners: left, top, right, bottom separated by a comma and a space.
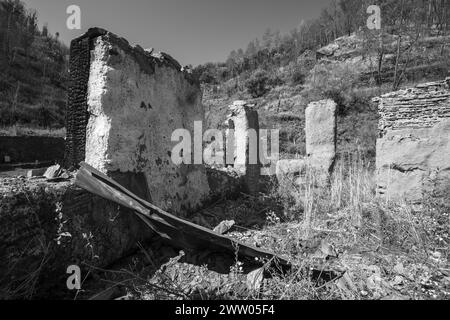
22, 0, 332, 66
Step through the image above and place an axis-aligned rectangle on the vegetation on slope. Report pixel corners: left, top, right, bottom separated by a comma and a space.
195, 0, 450, 88
195, 0, 450, 159
0, 0, 69, 133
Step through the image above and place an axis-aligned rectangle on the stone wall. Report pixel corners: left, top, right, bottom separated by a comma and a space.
374, 78, 450, 201
0, 136, 64, 165
64, 28, 210, 216
0, 178, 153, 299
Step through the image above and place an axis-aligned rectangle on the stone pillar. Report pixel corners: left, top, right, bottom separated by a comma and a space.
226, 101, 260, 195
305, 99, 337, 177
275, 99, 336, 187
373, 78, 450, 201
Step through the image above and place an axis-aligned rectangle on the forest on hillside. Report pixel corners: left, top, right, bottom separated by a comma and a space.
0, 0, 68, 131
194, 0, 450, 91
1, 0, 449, 134
194, 0, 450, 160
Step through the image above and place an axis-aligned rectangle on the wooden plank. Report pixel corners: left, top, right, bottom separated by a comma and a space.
75, 162, 290, 269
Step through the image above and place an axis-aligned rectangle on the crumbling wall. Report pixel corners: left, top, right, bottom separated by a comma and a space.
225, 101, 260, 195
374, 78, 450, 201
0, 178, 154, 299
65, 28, 210, 215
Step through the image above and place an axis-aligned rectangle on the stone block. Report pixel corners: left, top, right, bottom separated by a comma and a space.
305, 99, 337, 176
27, 167, 47, 178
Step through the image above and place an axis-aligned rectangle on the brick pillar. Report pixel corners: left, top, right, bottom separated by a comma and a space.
64, 28, 107, 168
64, 37, 91, 168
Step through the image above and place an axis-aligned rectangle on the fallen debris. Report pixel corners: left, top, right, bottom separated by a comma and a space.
246, 267, 264, 292
27, 167, 47, 178
75, 162, 290, 272
213, 220, 235, 235
44, 164, 62, 179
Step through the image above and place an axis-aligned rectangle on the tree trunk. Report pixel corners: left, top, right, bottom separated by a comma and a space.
376, 33, 384, 86
11, 82, 20, 126
392, 36, 402, 90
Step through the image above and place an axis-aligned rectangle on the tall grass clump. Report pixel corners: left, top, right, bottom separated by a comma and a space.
275, 151, 376, 240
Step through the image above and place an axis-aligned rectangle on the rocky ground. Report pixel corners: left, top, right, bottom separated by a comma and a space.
1, 163, 448, 300
71, 180, 449, 301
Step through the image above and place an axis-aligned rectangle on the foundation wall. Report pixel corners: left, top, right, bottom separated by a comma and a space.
0, 136, 64, 165
374, 78, 450, 201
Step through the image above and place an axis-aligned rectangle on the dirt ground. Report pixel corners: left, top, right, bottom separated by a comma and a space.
1, 168, 448, 300
69, 192, 449, 301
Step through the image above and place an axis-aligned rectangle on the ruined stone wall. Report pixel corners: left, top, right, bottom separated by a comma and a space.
374, 78, 450, 201
64, 28, 210, 215
0, 178, 154, 299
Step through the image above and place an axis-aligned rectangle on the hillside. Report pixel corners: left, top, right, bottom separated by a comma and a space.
0, 0, 69, 135
196, 0, 450, 160
202, 32, 450, 160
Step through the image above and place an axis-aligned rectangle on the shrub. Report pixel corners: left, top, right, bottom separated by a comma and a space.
245, 70, 269, 98
267, 75, 284, 87
307, 62, 359, 99
291, 70, 306, 85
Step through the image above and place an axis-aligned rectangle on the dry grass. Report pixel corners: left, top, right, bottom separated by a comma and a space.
275, 152, 375, 235
62, 152, 448, 300
245, 151, 449, 300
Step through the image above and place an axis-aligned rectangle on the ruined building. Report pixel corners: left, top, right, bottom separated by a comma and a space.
374, 78, 450, 201
64, 28, 211, 215
1, 28, 253, 298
